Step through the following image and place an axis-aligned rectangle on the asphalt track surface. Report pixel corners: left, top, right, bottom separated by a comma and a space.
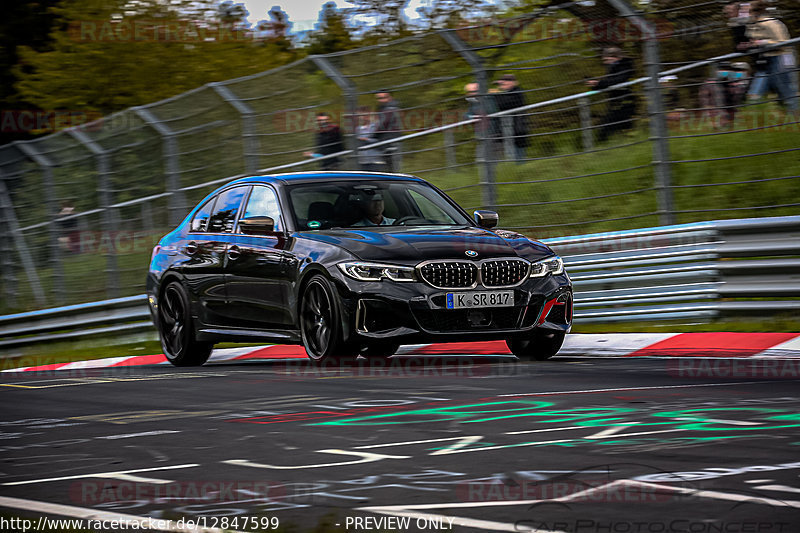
1, 352, 800, 533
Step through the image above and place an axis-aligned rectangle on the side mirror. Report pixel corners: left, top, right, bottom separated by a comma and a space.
473, 210, 498, 229
239, 216, 275, 235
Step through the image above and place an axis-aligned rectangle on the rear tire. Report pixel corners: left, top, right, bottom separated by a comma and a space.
507, 330, 565, 361
300, 275, 358, 363
158, 281, 213, 367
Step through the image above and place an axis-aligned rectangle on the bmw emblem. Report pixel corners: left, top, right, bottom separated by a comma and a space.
465, 250, 478, 258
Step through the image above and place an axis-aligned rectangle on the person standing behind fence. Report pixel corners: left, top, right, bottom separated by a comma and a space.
586, 47, 637, 143
464, 82, 500, 160
355, 107, 386, 173
374, 92, 402, 172
492, 74, 530, 163
304, 112, 344, 170
741, 1, 797, 113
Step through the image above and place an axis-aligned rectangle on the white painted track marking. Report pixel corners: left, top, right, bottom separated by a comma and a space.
96, 430, 180, 439
0, 496, 243, 532
2, 464, 199, 486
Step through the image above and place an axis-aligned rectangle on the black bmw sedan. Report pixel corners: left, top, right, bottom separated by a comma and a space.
146, 172, 572, 366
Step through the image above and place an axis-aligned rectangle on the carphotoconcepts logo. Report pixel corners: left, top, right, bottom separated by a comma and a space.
515, 519, 793, 532
70, 480, 285, 505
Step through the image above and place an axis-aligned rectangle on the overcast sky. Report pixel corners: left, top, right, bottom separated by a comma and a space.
241, 0, 426, 33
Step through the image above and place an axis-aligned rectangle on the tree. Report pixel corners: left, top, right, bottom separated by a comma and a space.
415, 0, 492, 30
345, 0, 411, 39
307, 2, 356, 54
14, 0, 298, 116
0, 0, 60, 144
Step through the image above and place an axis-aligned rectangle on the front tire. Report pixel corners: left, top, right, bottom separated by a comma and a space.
507, 330, 565, 361
158, 281, 213, 366
300, 275, 358, 363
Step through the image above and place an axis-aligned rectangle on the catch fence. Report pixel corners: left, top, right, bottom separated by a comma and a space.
0, 0, 798, 313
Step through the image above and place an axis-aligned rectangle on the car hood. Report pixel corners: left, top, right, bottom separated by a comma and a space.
297, 226, 554, 263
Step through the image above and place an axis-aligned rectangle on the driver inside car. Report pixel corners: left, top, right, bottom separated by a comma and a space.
353, 191, 396, 226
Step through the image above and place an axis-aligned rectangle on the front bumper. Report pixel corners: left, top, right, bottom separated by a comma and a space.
334, 271, 572, 344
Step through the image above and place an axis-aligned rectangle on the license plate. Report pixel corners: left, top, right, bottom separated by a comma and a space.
445, 290, 514, 309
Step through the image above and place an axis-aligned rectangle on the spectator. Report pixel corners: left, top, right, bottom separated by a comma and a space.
586, 47, 637, 142
303, 111, 344, 170
374, 91, 402, 172
464, 82, 500, 161
698, 62, 750, 128
355, 107, 386, 173
742, 0, 797, 112
56, 203, 78, 253
492, 74, 530, 163
724, 2, 750, 51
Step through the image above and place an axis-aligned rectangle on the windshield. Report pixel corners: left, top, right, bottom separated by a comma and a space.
286, 180, 473, 230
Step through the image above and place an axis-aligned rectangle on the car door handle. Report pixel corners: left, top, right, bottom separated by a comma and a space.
227, 245, 241, 260
185, 242, 198, 255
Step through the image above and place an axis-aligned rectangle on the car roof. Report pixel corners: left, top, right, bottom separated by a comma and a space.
227, 171, 425, 187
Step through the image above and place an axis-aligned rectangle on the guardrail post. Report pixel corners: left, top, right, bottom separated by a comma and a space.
310, 55, 359, 171
68, 128, 120, 298
133, 107, 187, 226
608, 0, 674, 225
14, 142, 63, 305
440, 29, 497, 209
578, 96, 594, 151
210, 83, 261, 174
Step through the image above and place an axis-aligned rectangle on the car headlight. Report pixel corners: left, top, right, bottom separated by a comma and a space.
529, 256, 564, 277
338, 262, 416, 282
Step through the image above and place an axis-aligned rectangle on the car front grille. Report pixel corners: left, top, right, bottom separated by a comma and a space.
481, 259, 530, 287
419, 262, 478, 289
418, 259, 530, 288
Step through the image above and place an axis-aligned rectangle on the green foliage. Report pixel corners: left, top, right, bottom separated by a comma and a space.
14, 0, 299, 115
307, 2, 356, 54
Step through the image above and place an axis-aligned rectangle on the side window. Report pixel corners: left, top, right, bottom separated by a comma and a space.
190, 198, 215, 232
208, 186, 248, 233
241, 186, 282, 232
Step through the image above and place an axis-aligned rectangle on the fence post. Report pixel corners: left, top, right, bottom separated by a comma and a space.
67, 128, 120, 298
0, 177, 46, 308
607, 0, 674, 225
578, 96, 594, 151
310, 55, 359, 171
440, 29, 497, 210
133, 107, 187, 226
210, 83, 261, 174
14, 142, 64, 305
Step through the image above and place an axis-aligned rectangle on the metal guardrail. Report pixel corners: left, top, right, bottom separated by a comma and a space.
1, 215, 798, 350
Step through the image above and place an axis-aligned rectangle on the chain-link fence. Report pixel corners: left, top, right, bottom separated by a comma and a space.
1, 0, 798, 314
